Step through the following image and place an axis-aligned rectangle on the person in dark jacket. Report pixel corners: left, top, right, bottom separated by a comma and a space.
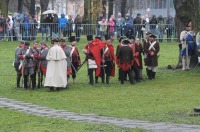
149, 15, 158, 35
67, 15, 74, 37
74, 15, 82, 42
117, 38, 134, 84
124, 14, 134, 38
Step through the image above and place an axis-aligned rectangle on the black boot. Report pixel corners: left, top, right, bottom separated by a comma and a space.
17, 73, 21, 88
152, 72, 156, 79
24, 76, 28, 89
148, 70, 152, 80
95, 76, 99, 83
106, 75, 110, 84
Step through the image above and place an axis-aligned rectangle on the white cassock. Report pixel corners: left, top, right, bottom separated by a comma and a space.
44, 44, 67, 88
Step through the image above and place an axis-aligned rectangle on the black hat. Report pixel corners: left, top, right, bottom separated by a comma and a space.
146, 32, 152, 35
122, 38, 130, 44
59, 38, 66, 42
129, 35, 135, 40
105, 34, 110, 40
24, 41, 30, 46
137, 13, 141, 16
95, 36, 102, 40
87, 35, 93, 41
51, 38, 59, 44
119, 36, 126, 42
149, 34, 157, 38
69, 36, 76, 42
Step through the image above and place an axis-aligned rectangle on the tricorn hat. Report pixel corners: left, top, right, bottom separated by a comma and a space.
95, 36, 102, 41
149, 34, 157, 38
105, 34, 110, 40
146, 32, 152, 35
59, 38, 66, 42
119, 36, 127, 42
122, 38, 130, 45
69, 36, 76, 42
87, 35, 93, 41
51, 38, 59, 44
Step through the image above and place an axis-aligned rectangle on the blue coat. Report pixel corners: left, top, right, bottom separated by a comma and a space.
181, 32, 196, 56
58, 16, 68, 29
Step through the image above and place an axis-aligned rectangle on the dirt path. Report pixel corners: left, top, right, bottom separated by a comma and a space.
1, 97, 200, 132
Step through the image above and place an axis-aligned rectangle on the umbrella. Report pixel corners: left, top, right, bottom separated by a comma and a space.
42, 10, 57, 15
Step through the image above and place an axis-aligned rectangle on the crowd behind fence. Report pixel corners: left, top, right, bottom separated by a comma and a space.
0, 23, 178, 42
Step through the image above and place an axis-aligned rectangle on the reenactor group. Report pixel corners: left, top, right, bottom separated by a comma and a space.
13, 32, 160, 91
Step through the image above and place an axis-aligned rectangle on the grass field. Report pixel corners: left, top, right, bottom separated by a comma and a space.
1, 38, 200, 131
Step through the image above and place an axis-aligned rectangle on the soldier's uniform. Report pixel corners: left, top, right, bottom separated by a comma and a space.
100, 35, 115, 84
69, 36, 81, 82
36, 42, 49, 88
83, 35, 106, 85
18, 42, 36, 89
144, 34, 160, 79
116, 36, 126, 81
14, 42, 24, 88
143, 32, 152, 78
136, 39, 144, 80
60, 38, 72, 79
117, 38, 134, 84
129, 36, 140, 82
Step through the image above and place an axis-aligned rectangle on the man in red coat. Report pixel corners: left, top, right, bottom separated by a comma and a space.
83, 35, 106, 85
69, 36, 81, 83
100, 34, 115, 84
117, 38, 134, 84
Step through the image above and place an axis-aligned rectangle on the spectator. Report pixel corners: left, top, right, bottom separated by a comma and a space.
58, 13, 68, 38
116, 13, 125, 36
6, 16, 13, 41
22, 16, 30, 41
116, 18, 123, 40
29, 16, 38, 41
51, 14, 59, 38
157, 15, 165, 43
107, 18, 115, 41
98, 18, 107, 40
134, 13, 144, 38
67, 15, 74, 37
97, 13, 104, 36
41, 14, 52, 41
13, 12, 22, 41
0, 14, 6, 41
149, 15, 158, 35
74, 14, 82, 42
124, 14, 134, 38
166, 15, 173, 42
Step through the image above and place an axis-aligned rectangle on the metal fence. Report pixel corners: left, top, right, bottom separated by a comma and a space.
0, 23, 178, 41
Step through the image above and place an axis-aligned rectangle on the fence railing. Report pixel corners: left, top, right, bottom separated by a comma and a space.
0, 23, 178, 41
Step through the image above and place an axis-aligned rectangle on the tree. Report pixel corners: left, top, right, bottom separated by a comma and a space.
18, 0, 23, 12
40, 0, 50, 14
0, 0, 9, 15
82, 0, 91, 24
108, 0, 114, 19
174, 0, 200, 68
29, 0, 35, 16
121, 0, 127, 18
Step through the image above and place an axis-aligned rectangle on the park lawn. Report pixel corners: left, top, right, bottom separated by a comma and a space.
0, 108, 140, 132
1, 38, 200, 126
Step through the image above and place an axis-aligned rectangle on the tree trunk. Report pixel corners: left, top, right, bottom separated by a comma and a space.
121, 0, 127, 18
174, 0, 200, 68
40, 0, 49, 14
108, 0, 114, 19
83, 0, 91, 24
1, 0, 8, 16
29, 0, 35, 16
18, 0, 23, 11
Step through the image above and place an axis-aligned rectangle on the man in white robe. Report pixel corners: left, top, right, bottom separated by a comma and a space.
44, 38, 67, 91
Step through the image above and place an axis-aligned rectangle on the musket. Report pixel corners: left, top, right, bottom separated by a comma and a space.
76, 58, 86, 73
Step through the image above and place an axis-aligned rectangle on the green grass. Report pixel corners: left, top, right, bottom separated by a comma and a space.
1, 38, 200, 127
0, 108, 141, 132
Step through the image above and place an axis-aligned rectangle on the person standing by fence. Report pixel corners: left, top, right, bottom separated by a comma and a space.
67, 15, 74, 38
58, 13, 68, 38
149, 15, 158, 36
74, 15, 82, 42
6, 16, 13, 41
